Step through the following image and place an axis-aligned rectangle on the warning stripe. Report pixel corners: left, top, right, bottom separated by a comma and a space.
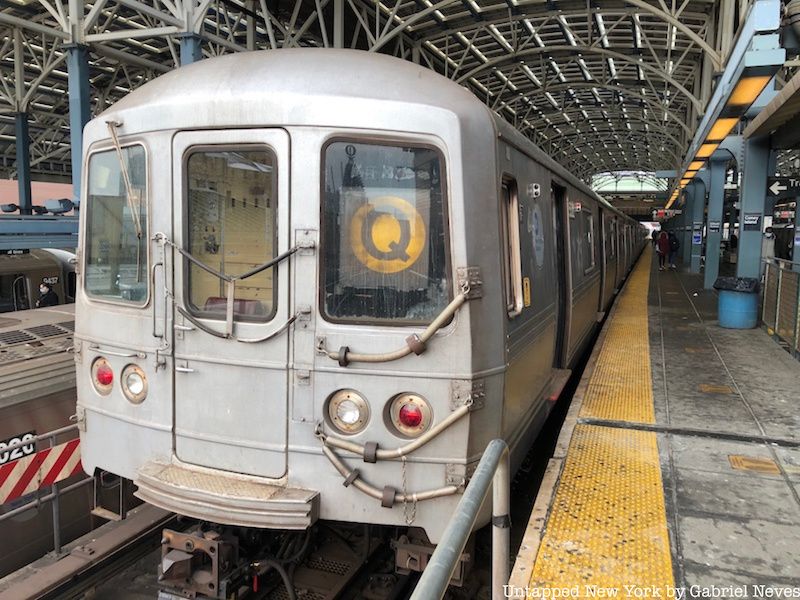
0, 439, 83, 505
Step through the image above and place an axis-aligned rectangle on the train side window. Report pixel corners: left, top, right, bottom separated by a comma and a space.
501, 177, 523, 317
185, 147, 277, 322
582, 210, 596, 273
85, 144, 148, 305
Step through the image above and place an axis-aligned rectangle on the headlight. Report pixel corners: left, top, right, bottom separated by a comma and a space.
327, 390, 369, 434
388, 393, 432, 437
121, 364, 148, 404
91, 357, 113, 396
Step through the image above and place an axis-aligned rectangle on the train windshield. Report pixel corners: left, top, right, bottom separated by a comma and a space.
85, 144, 148, 304
322, 141, 450, 324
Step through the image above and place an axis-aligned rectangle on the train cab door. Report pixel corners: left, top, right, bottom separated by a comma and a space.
171, 129, 291, 478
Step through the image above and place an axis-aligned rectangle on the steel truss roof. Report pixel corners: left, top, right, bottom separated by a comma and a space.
0, 0, 760, 188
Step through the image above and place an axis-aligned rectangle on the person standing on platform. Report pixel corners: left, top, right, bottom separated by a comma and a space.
656, 231, 670, 270
35, 282, 58, 308
761, 227, 776, 279
668, 231, 679, 270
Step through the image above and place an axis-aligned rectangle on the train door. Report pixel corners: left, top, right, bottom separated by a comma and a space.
171, 129, 291, 478
551, 184, 570, 367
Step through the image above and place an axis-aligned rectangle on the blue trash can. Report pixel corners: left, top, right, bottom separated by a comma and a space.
713, 277, 759, 329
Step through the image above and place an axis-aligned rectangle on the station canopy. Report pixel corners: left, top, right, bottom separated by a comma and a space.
0, 0, 764, 208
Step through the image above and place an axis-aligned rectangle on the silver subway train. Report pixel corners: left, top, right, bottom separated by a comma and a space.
75, 50, 645, 546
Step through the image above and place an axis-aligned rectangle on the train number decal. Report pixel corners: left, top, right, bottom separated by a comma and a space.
0, 432, 36, 465
350, 196, 426, 273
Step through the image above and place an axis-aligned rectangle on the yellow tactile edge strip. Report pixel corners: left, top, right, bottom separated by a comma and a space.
579, 250, 655, 424
508, 247, 675, 597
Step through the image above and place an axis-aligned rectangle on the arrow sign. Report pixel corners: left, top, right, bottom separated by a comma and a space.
767, 177, 800, 199
769, 181, 787, 196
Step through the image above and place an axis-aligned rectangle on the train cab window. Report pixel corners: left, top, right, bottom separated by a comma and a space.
85, 144, 148, 304
321, 140, 449, 324
501, 178, 523, 317
185, 148, 277, 321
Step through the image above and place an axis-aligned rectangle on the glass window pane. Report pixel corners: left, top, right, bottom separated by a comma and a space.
186, 149, 276, 321
322, 141, 450, 323
85, 145, 148, 303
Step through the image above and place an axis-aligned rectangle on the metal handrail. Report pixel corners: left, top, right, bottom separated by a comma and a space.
409, 439, 510, 600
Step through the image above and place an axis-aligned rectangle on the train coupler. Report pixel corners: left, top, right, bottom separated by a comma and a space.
158, 528, 242, 599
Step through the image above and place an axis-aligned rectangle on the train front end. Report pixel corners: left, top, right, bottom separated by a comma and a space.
75, 50, 502, 549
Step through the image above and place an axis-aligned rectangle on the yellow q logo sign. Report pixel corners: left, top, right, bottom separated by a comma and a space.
350, 196, 426, 274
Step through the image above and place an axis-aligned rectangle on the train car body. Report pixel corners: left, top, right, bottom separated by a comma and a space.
0, 249, 76, 313
75, 50, 645, 544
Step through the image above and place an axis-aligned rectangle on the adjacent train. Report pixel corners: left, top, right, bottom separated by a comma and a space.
75, 50, 645, 555
0, 248, 76, 313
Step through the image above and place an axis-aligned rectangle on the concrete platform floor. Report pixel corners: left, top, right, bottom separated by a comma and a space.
651, 263, 800, 590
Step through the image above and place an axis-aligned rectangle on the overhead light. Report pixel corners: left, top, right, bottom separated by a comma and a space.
728, 75, 772, 107
706, 117, 740, 142
688, 161, 705, 171
696, 143, 720, 158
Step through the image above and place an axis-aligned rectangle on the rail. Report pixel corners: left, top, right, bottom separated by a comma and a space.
0, 423, 93, 555
409, 439, 510, 600
762, 259, 800, 358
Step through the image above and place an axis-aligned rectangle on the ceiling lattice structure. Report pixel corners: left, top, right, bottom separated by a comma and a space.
0, 0, 753, 187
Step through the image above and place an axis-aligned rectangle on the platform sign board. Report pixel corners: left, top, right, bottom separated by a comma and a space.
767, 177, 800, 199
743, 213, 761, 231
709, 221, 721, 233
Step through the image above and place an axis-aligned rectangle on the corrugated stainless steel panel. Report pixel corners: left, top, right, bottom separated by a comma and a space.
776, 269, 799, 347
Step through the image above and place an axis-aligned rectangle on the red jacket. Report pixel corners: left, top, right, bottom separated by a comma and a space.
656, 234, 670, 254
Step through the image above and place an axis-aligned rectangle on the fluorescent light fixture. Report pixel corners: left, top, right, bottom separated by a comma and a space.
707, 117, 739, 142
728, 75, 772, 107
696, 143, 720, 158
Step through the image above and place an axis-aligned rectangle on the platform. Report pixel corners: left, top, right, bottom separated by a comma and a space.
510, 248, 800, 598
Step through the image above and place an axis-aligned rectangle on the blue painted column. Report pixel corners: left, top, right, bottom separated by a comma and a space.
737, 135, 770, 279
682, 190, 693, 265
15, 112, 31, 215
180, 34, 202, 66
704, 159, 727, 288
67, 44, 91, 205
690, 179, 706, 274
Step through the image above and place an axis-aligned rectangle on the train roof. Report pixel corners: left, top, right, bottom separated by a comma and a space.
88, 49, 491, 140
0, 249, 65, 272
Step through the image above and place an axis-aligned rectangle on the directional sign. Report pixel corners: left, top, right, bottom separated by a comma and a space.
767, 177, 800, 199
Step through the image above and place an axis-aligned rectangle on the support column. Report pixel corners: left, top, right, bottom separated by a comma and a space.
333, 0, 344, 48
737, 135, 770, 278
682, 190, 693, 265
704, 159, 727, 288
180, 34, 202, 66
690, 179, 706, 274
67, 44, 91, 204
15, 112, 31, 215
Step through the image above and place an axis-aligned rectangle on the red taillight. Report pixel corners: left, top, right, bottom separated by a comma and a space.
96, 363, 114, 386
398, 403, 423, 428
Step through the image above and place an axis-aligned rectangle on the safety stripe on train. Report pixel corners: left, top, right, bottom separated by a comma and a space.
0, 439, 82, 504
